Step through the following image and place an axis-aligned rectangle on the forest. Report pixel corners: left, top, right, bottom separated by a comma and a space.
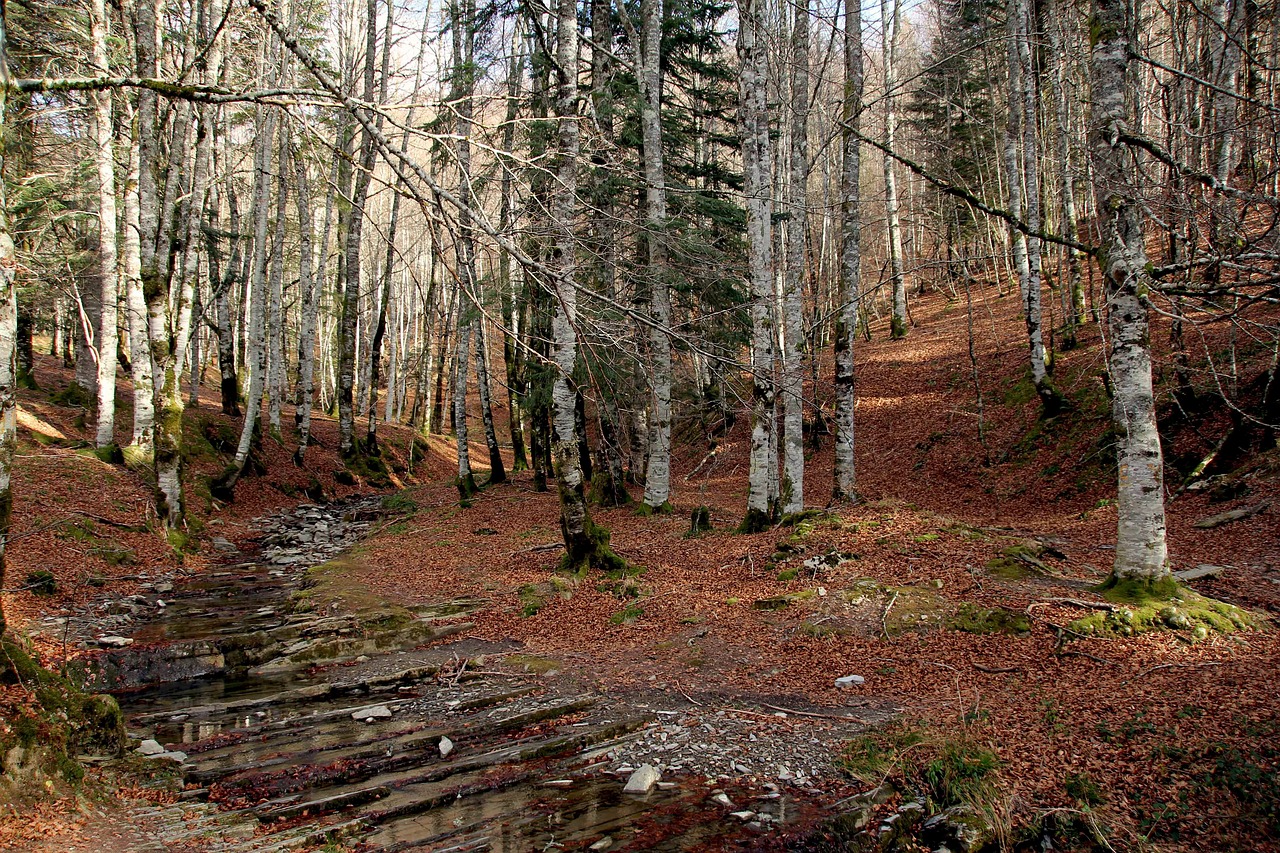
0, 0, 1277, 847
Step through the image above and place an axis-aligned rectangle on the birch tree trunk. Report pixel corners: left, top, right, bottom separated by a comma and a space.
639, 0, 672, 513
452, 285, 477, 498
1089, 0, 1170, 588
266, 124, 289, 436
150, 0, 219, 525
1013, 0, 1059, 411
0, 16, 17, 638
219, 61, 276, 498
881, 0, 907, 339
1045, 0, 1084, 340
781, 0, 809, 513
90, 0, 119, 451
450, 0, 506, 483
833, 0, 863, 503
338, 0, 379, 457
738, 0, 778, 531
549, 0, 625, 573
292, 139, 317, 462
498, 42, 530, 471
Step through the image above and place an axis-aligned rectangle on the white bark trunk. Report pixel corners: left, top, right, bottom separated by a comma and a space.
738, 0, 777, 527
782, 0, 810, 513
881, 0, 907, 339
0, 34, 17, 636
1089, 0, 1170, 583
833, 0, 863, 502
1013, 0, 1051, 400
91, 0, 119, 450
639, 0, 672, 511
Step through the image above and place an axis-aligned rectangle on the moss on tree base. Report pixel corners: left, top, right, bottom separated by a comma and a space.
737, 507, 774, 534
635, 501, 672, 517
1070, 578, 1255, 638
557, 517, 631, 577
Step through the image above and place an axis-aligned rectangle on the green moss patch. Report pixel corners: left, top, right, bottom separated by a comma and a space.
949, 603, 1031, 635
1069, 581, 1255, 638
0, 639, 126, 785
984, 541, 1057, 579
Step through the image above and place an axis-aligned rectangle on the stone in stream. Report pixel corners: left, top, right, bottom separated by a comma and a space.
97, 635, 134, 648
623, 764, 661, 794
136, 739, 165, 756
352, 705, 393, 723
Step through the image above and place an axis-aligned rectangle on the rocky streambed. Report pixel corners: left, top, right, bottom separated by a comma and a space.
61, 495, 933, 852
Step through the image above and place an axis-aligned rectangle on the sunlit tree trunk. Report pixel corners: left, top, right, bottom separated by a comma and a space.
639, 0, 672, 513
338, 0, 379, 456
549, 0, 624, 572
833, 0, 863, 503
498, 40, 529, 471
1044, 0, 1084, 338
266, 125, 289, 436
1089, 0, 1170, 587
0, 12, 17, 638
90, 0, 119, 451
224, 63, 276, 495
781, 0, 810, 513
881, 0, 907, 339
1013, 0, 1057, 411
738, 0, 777, 531
292, 139, 317, 461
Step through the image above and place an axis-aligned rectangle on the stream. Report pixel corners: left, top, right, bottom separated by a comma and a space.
91, 497, 852, 852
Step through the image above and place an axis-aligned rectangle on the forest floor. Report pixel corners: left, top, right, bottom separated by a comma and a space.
2, 281, 1279, 851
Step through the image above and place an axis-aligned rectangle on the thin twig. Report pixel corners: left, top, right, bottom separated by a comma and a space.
1133, 661, 1223, 680
757, 701, 867, 723
880, 590, 899, 640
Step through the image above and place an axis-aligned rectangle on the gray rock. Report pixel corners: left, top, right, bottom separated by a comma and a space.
148, 750, 187, 763
589, 837, 614, 851
711, 792, 735, 808
352, 705, 393, 722
439, 736, 454, 758
96, 635, 134, 648
623, 764, 661, 794
211, 537, 238, 553
731, 811, 757, 821
835, 674, 865, 688
1174, 564, 1227, 581
136, 739, 165, 756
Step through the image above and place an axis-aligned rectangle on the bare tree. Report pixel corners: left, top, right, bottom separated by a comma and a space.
1089, 0, 1169, 588
833, 0, 863, 503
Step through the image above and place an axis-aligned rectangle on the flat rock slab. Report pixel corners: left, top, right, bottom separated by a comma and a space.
136, 739, 166, 756
623, 764, 661, 794
1174, 564, 1227, 581
353, 705, 393, 722
1194, 502, 1270, 529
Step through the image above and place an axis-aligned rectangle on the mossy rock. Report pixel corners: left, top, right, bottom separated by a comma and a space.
753, 589, 817, 611
984, 542, 1055, 579
49, 383, 93, 408
1069, 580, 1255, 638
949, 603, 1031, 635
518, 583, 546, 617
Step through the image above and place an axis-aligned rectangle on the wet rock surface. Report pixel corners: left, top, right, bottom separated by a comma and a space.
88, 497, 890, 851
